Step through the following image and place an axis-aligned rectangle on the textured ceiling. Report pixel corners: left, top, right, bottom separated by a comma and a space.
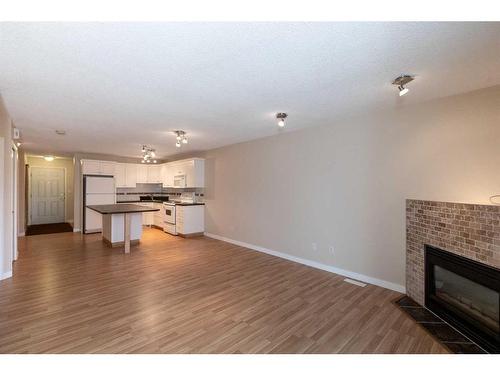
1, 22, 499, 158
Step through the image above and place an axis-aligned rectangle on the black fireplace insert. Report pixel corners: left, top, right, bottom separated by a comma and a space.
425, 245, 500, 353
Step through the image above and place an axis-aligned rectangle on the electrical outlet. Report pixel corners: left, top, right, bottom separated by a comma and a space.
311, 242, 317, 251
329, 246, 335, 255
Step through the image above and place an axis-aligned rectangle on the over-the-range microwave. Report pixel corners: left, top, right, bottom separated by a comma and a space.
173, 174, 186, 188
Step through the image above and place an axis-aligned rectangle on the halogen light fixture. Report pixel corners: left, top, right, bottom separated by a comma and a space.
276, 113, 287, 127
174, 130, 188, 148
141, 145, 157, 163
392, 74, 414, 96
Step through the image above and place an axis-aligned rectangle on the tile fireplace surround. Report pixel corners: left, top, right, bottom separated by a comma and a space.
406, 199, 500, 305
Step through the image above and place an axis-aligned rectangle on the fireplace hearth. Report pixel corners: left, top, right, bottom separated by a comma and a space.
425, 245, 500, 353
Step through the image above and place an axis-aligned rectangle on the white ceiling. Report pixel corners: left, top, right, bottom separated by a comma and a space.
1, 22, 499, 159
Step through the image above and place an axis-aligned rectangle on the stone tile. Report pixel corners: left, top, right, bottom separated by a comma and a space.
421, 322, 470, 343
444, 342, 487, 354
401, 307, 442, 323
394, 295, 420, 307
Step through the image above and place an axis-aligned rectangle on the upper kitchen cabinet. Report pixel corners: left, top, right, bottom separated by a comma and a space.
147, 165, 162, 184
114, 163, 126, 187
161, 164, 173, 188
81, 159, 116, 176
136, 164, 148, 184
125, 164, 138, 187
169, 158, 205, 188
116, 163, 139, 188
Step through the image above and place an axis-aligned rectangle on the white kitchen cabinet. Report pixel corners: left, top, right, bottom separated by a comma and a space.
100, 161, 116, 176
147, 165, 162, 184
83, 158, 204, 187
114, 163, 127, 187
121, 202, 154, 226
81, 160, 101, 175
136, 165, 148, 184
137, 202, 154, 225
125, 164, 138, 187
161, 163, 174, 187
81, 159, 116, 176
152, 202, 163, 228
176, 205, 204, 236
169, 158, 205, 188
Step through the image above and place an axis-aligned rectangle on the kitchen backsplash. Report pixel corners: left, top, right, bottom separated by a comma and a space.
116, 183, 204, 202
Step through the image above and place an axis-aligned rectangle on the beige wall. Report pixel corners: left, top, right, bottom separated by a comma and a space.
26, 155, 75, 225
0, 96, 14, 278
203, 85, 500, 291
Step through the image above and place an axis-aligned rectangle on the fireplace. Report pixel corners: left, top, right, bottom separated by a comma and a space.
425, 245, 500, 353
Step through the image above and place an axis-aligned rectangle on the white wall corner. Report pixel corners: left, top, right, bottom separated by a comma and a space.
204, 232, 406, 294
73, 228, 81, 233
1, 270, 13, 280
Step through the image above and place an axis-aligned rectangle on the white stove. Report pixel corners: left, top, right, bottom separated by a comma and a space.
162, 193, 198, 235
162, 201, 177, 235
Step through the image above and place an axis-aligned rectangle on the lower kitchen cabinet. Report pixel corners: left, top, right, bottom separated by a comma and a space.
152, 203, 163, 228
176, 205, 204, 237
141, 203, 154, 226
121, 202, 157, 226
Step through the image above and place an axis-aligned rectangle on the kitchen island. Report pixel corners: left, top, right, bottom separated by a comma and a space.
86, 204, 160, 253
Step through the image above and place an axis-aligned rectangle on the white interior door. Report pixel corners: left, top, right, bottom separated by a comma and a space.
30, 167, 65, 225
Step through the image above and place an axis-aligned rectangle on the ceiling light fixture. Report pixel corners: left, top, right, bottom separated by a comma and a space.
43, 156, 55, 162
55, 130, 66, 135
392, 75, 414, 96
276, 113, 287, 127
398, 86, 409, 96
174, 130, 188, 148
141, 145, 157, 163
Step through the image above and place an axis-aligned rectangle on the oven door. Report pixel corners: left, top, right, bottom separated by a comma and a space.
163, 204, 176, 224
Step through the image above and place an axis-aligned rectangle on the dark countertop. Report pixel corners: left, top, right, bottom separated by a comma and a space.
172, 203, 205, 206
116, 200, 205, 206
117, 200, 166, 204
87, 204, 160, 214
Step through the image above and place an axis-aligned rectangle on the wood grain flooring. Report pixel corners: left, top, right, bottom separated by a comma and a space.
0, 229, 448, 353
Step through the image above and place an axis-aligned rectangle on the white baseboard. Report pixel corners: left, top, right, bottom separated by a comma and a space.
1, 271, 13, 280
204, 232, 406, 294
18, 232, 25, 237
73, 228, 81, 233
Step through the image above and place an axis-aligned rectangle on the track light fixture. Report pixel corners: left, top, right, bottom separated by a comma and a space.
141, 145, 157, 163
392, 75, 414, 96
276, 113, 288, 127
174, 130, 188, 148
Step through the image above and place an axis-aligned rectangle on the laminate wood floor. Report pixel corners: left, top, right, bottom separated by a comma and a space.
0, 229, 448, 354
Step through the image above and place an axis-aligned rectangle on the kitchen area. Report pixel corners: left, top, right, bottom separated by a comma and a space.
82, 157, 205, 250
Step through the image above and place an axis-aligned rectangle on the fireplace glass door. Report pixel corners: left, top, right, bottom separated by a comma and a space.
425, 245, 500, 353
433, 265, 499, 334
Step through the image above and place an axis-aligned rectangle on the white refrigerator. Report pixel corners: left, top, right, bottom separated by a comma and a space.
83, 175, 116, 233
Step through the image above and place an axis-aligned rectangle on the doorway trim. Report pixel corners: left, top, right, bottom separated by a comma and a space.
28, 166, 67, 226
11, 143, 18, 261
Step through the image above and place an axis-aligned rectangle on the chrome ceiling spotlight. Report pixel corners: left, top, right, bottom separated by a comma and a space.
392, 75, 414, 96
174, 130, 188, 148
141, 145, 157, 163
276, 113, 288, 127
